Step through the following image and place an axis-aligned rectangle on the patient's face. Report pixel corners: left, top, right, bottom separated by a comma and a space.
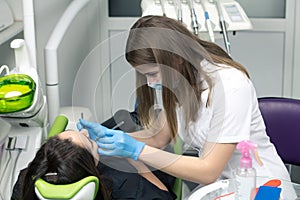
59, 129, 99, 164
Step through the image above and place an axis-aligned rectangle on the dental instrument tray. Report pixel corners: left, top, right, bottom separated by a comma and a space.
0, 74, 36, 113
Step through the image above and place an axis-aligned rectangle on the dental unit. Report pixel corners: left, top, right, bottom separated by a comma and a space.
142, 0, 252, 53
0, 0, 47, 199
0, 40, 48, 200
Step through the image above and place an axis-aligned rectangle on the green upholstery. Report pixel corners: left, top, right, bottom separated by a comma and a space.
173, 137, 183, 200
34, 116, 99, 199
48, 115, 68, 138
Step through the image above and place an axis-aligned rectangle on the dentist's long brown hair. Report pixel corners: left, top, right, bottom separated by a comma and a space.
125, 15, 249, 139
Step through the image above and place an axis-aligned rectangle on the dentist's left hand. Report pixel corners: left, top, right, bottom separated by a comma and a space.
77, 119, 108, 140
97, 129, 145, 161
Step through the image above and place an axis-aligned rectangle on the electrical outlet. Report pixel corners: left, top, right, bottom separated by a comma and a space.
15, 135, 28, 149
5, 137, 16, 150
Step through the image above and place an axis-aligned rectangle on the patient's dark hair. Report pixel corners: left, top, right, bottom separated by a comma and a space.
21, 136, 112, 200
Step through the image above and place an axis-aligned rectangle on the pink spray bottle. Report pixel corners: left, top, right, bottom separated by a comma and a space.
234, 140, 263, 200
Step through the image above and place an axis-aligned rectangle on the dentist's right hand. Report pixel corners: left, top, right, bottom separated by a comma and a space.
76, 119, 108, 141
96, 129, 145, 161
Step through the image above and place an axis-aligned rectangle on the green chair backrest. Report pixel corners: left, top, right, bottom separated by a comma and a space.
173, 137, 183, 200
48, 115, 69, 138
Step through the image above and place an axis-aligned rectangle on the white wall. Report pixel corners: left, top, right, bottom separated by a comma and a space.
34, 0, 101, 108
34, 0, 73, 91
0, 0, 23, 69
0, 33, 21, 68
215, 32, 285, 97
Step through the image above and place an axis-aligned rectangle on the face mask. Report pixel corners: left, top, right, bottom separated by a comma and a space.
147, 81, 162, 90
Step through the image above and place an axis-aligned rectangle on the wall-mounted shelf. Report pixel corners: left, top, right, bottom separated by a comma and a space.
0, 21, 23, 45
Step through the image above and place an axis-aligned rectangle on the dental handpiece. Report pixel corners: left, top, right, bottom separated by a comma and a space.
188, 0, 199, 35
215, 0, 231, 55
175, 0, 183, 22
201, 0, 214, 42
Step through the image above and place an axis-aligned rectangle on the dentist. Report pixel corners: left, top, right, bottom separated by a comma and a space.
77, 15, 290, 186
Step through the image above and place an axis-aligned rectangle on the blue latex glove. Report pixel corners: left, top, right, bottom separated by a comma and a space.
77, 119, 108, 141
97, 129, 145, 160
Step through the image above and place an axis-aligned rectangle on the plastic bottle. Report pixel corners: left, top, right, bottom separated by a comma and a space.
234, 140, 263, 200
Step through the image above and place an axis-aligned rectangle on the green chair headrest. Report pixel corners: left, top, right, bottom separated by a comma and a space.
35, 176, 99, 199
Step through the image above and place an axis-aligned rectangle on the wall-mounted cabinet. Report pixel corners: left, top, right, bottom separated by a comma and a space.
0, 0, 23, 69
0, 0, 23, 45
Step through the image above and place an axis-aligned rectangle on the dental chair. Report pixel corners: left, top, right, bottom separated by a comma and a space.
258, 97, 300, 183
33, 115, 100, 200
173, 137, 183, 200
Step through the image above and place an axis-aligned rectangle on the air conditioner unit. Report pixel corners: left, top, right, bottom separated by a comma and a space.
0, 0, 14, 32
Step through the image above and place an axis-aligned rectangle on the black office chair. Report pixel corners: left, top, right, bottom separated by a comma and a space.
258, 97, 300, 183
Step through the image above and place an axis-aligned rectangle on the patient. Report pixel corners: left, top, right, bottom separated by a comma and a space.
11, 130, 175, 200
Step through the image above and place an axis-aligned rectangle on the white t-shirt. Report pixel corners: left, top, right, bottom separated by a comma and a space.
176, 61, 290, 181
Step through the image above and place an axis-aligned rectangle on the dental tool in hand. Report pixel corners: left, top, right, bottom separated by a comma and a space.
81, 113, 85, 128
95, 121, 124, 142
111, 121, 125, 130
